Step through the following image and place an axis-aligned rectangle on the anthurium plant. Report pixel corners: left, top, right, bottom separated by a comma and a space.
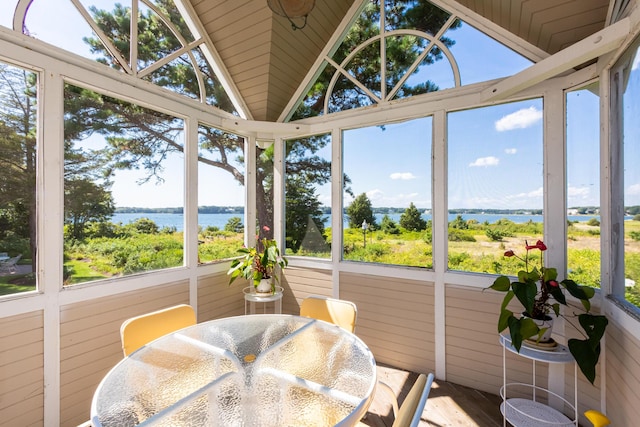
487, 240, 608, 384
227, 228, 288, 292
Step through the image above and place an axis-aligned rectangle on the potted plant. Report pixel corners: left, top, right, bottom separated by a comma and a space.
227, 231, 288, 295
486, 240, 608, 384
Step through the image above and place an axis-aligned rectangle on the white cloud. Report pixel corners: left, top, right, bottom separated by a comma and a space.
390, 172, 417, 180
567, 186, 591, 198
510, 187, 544, 199
495, 106, 542, 131
469, 156, 499, 167
627, 183, 640, 195
633, 53, 640, 71
366, 189, 385, 202
505, 148, 517, 154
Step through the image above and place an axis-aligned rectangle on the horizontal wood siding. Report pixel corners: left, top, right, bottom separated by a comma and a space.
197, 271, 245, 322
59, 280, 189, 427
340, 272, 435, 375
445, 285, 546, 395
605, 320, 640, 426
0, 310, 44, 426
282, 266, 333, 314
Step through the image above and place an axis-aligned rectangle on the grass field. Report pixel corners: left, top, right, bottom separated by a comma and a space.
2, 218, 639, 308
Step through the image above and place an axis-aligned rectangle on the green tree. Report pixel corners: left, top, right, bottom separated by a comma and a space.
293, 1, 460, 119
63, 1, 341, 244
224, 217, 243, 233
399, 202, 427, 231
380, 214, 400, 234
65, 179, 115, 240
0, 65, 38, 266
285, 176, 327, 252
347, 193, 376, 229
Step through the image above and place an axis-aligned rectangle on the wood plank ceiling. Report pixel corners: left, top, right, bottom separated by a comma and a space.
188, 0, 612, 123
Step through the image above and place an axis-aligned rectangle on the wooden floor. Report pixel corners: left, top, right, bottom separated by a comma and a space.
360, 364, 504, 427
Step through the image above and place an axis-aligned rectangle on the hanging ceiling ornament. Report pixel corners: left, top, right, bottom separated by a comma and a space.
267, 0, 315, 30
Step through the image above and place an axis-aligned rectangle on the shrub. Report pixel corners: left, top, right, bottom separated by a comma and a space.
587, 218, 600, 226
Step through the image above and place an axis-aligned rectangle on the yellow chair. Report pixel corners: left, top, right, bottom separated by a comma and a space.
585, 410, 611, 427
299, 295, 357, 333
120, 304, 196, 356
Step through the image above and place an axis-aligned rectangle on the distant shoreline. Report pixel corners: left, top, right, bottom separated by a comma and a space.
115, 206, 604, 216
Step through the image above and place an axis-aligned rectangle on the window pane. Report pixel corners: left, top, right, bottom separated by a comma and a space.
294, 0, 532, 118
448, 99, 544, 274
566, 83, 601, 288
197, 124, 245, 264
285, 134, 332, 258
63, 84, 184, 285
0, 63, 37, 296
257, 142, 274, 240
622, 40, 640, 308
342, 118, 432, 267
18, 1, 237, 113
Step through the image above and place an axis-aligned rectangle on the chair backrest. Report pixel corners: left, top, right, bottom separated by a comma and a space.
392, 373, 435, 427
299, 296, 357, 333
120, 304, 196, 356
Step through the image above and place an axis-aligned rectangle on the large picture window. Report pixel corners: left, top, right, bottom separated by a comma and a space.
342, 118, 432, 267
197, 124, 245, 264
566, 83, 601, 289
63, 83, 184, 285
285, 134, 332, 258
447, 99, 544, 275
0, 62, 37, 297
619, 38, 640, 309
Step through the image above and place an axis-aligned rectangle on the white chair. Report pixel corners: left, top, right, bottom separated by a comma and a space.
0, 254, 22, 274
361, 373, 435, 427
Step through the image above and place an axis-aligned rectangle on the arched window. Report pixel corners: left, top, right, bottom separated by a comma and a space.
292, 0, 532, 119
11, 0, 243, 116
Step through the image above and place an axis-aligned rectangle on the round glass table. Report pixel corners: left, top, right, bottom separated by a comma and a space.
91, 314, 377, 426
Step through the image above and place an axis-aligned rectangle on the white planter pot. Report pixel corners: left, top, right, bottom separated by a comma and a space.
255, 278, 273, 295
523, 313, 554, 342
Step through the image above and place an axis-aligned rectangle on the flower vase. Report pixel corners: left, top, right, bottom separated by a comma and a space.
255, 278, 273, 295
523, 312, 554, 343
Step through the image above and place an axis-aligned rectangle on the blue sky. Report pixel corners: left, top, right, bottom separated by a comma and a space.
0, 1, 623, 210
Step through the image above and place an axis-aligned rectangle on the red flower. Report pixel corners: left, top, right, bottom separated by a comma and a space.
504, 250, 515, 257
547, 280, 559, 288
525, 240, 547, 251
263, 225, 270, 232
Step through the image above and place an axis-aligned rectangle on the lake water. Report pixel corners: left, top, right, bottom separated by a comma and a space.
111, 212, 605, 232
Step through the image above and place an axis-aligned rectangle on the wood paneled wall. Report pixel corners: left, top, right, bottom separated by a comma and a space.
340, 272, 435, 375
3, 268, 640, 426
606, 320, 640, 425
59, 281, 189, 426
0, 310, 44, 426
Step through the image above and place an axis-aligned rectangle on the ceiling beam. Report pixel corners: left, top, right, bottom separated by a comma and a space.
482, 17, 630, 102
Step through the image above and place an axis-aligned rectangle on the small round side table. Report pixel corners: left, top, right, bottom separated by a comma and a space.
243, 286, 284, 314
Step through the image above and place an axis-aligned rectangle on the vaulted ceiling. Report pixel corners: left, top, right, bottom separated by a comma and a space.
188, 0, 616, 122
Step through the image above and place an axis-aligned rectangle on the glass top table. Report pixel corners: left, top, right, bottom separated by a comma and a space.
91, 314, 377, 426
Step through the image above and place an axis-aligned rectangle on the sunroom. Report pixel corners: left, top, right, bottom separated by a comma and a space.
1, 0, 640, 426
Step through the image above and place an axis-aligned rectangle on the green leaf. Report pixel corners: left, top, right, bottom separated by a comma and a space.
489, 276, 511, 292
562, 279, 595, 310
518, 317, 539, 342
500, 291, 515, 311
549, 286, 566, 305
507, 316, 523, 351
542, 267, 558, 281
498, 309, 514, 332
512, 281, 537, 315
568, 339, 600, 385
579, 314, 608, 345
